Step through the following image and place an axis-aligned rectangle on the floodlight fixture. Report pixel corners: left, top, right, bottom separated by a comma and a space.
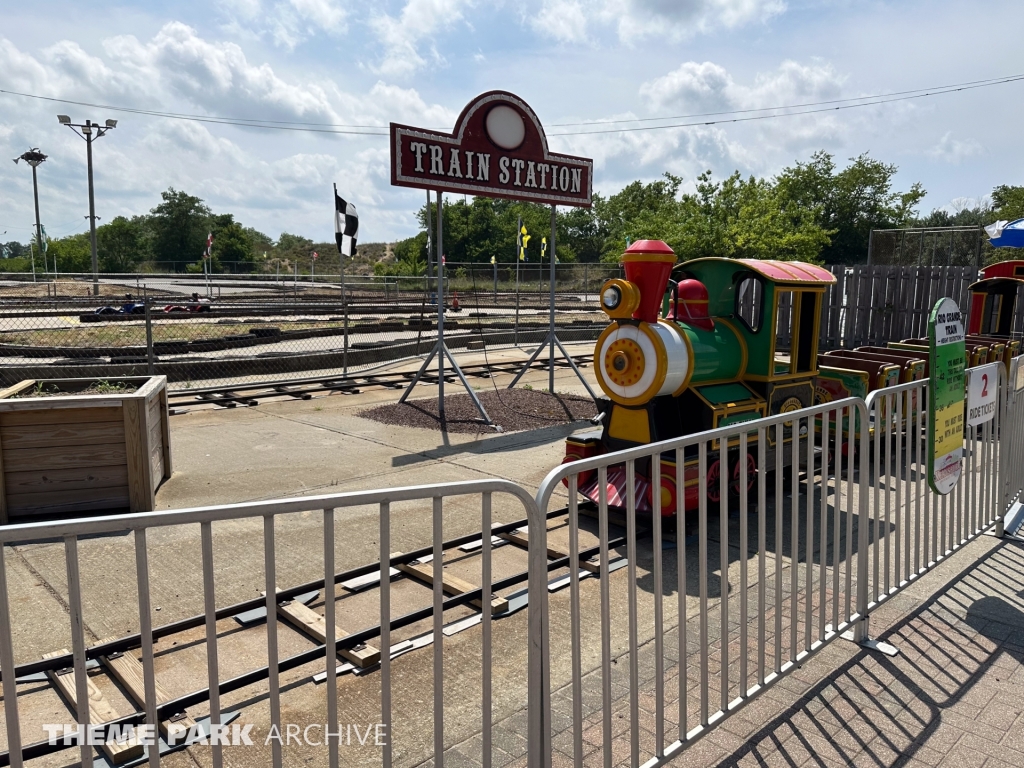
58, 117, 118, 295
13, 149, 48, 273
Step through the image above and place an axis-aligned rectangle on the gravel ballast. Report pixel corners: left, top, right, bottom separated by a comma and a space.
359, 388, 597, 434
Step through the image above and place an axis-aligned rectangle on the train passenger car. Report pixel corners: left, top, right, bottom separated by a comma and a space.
966, 259, 1024, 367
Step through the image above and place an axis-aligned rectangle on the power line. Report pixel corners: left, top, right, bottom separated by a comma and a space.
550, 75, 1024, 136
0, 88, 388, 134
548, 72, 1024, 127
1, 71, 1022, 137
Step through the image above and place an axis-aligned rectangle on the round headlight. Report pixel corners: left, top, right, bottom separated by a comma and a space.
602, 285, 622, 310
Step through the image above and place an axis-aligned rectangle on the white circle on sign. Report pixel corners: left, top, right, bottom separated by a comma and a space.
485, 106, 526, 150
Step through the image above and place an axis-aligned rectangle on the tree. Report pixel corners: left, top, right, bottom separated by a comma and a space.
558, 201, 607, 263
210, 220, 255, 272
991, 185, 1024, 221
775, 151, 925, 264
376, 233, 428, 276
415, 197, 557, 265
245, 226, 274, 259
47, 233, 92, 273
275, 232, 314, 274
914, 198, 992, 228
98, 216, 146, 272
149, 188, 212, 270
595, 175, 684, 258
1, 241, 29, 259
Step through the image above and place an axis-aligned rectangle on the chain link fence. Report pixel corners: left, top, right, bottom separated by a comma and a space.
0, 265, 620, 391
868, 226, 992, 268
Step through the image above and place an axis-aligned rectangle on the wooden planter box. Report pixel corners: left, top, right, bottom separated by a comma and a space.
0, 376, 172, 523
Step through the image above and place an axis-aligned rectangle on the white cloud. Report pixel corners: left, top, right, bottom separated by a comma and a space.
548, 58, 860, 194
99, 23, 343, 123
633, 59, 851, 167
215, 0, 347, 49
531, 0, 589, 43
289, 0, 347, 32
0, 26, 455, 243
640, 59, 844, 113
928, 132, 982, 165
607, 0, 785, 40
530, 0, 785, 43
369, 0, 473, 77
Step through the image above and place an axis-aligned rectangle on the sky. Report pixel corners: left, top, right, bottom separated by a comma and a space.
1, 0, 1022, 247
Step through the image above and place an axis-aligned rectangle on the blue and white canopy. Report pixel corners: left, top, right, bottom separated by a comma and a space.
985, 218, 1024, 248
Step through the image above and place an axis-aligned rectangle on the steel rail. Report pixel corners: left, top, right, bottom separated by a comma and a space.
0, 527, 632, 766
164, 354, 594, 406
0, 505, 575, 683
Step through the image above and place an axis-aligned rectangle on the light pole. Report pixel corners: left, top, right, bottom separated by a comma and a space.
13, 149, 47, 274
58, 115, 116, 295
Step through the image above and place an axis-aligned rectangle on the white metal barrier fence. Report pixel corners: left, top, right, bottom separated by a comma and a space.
1003, 358, 1024, 522
0, 480, 542, 768
861, 366, 1006, 610
532, 364, 1014, 768
533, 397, 872, 768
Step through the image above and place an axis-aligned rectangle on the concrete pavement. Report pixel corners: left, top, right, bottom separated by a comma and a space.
2, 344, 1023, 768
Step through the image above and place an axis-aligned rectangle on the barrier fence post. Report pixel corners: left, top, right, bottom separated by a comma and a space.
144, 298, 155, 376
854, 401, 872, 643
527, 487, 550, 768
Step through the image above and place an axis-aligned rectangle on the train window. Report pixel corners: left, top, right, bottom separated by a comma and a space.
775, 290, 794, 355
984, 294, 1002, 334
795, 292, 817, 372
735, 275, 763, 332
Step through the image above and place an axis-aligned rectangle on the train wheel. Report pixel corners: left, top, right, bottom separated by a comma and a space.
706, 457, 723, 504
731, 452, 757, 499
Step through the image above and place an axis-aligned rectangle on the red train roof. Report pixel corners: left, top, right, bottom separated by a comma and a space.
979, 260, 1024, 281
685, 258, 836, 285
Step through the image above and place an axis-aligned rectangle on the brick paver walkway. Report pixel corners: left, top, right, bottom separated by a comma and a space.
447, 533, 1024, 768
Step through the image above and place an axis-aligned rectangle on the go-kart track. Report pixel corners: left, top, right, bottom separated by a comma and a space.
0, 277, 608, 391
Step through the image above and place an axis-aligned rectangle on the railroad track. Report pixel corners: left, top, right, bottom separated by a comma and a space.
167, 354, 594, 411
0, 498, 637, 767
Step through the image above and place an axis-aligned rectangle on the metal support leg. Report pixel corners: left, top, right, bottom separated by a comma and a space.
842, 618, 899, 656
506, 335, 549, 390
443, 345, 492, 425
507, 330, 597, 400
554, 336, 598, 400
398, 343, 440, 404
398, 340, 493, 426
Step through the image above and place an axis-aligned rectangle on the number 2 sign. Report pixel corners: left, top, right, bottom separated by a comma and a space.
967, 362, 999, 427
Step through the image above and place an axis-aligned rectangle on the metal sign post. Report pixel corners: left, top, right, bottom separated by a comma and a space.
399, 190, 492, 425
507, 204, 596, 397
390, 90, 596, 423
928, 297, 966, 494
340, 257, 348, 377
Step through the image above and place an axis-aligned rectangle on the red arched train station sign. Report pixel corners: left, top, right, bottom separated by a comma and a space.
390, 90, 593, 208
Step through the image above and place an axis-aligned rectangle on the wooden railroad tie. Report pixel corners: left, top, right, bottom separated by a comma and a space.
498, 529, 601, 574
393, 552, 509, 615
275, 595, 381, 669
96, 638, 198, 743
43, 649, 145, 765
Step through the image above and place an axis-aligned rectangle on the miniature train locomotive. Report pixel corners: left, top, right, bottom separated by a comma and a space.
563, 242, 1023, 516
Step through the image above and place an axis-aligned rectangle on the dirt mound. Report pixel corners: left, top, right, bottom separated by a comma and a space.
360, 388, 596, 434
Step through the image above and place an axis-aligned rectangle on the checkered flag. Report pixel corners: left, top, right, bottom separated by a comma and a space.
335, 192, 358, 257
